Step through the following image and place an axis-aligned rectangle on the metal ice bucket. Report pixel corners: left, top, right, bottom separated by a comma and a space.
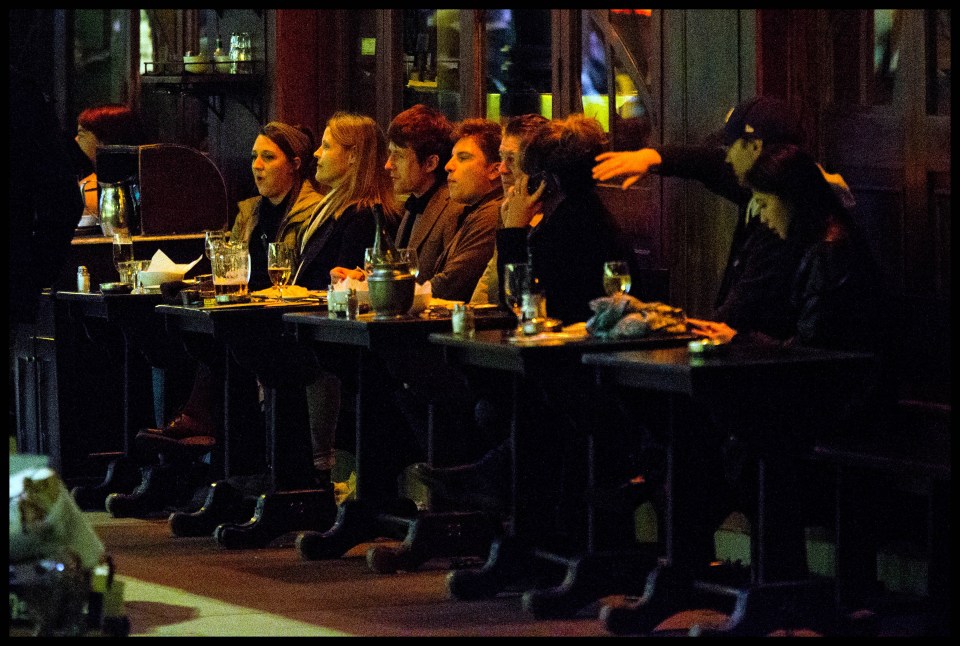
367, 264, 415, 318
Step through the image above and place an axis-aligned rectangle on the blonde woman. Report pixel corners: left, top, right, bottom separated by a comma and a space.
293, 112, 399, 288
288, 112, 398, 488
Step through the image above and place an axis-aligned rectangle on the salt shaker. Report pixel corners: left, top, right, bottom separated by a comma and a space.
452, 303, 475, 337
77, 266, 91, 293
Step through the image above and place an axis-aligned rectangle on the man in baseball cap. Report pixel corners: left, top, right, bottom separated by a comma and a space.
722, 95, 802, 147
722, 96, 803, 186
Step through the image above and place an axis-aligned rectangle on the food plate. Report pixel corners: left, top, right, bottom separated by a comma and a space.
250, 285, 324, 301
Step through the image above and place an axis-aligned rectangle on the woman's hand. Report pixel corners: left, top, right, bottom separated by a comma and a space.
686, 317, 737, 344
501, 173, 544, 229
593, 148, 662, 190
329, 266, 365, 284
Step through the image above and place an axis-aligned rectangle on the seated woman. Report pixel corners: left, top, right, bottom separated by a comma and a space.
498, 114, 615, 324
231, 122, 325, 290
137, 122, 324, 447
649, 143, 889, 578
124, 123, 325, 518
291, 112, 400, 488
689, 143, 884, 355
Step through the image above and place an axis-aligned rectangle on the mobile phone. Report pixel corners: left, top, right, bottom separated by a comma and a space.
526, 171, 548, 195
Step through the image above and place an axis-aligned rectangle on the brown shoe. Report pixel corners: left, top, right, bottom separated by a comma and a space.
142, 412, 215, 440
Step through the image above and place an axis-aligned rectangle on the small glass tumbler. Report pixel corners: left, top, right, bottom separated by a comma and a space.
452, 303, 475, 337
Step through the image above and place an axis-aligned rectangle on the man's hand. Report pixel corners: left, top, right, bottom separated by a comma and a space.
593, 148, 662, 190
501, 173, 544, 229
329, 266, 365, 283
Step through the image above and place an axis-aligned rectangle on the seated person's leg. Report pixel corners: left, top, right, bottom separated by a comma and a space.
305, 370, 340, 486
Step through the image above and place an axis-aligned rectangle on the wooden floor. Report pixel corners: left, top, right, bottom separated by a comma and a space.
91, 511, 632, 637
85, 508, 944, 638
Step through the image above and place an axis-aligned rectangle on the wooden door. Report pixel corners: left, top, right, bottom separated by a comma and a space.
762, 9, 951, 402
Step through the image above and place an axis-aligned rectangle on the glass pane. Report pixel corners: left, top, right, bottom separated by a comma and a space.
612, 48, 653, 151
928, 9, 950, 115
582, 19, 610, 130
485, 10, 552, 122
349, 10, 379, 117
609, 9, 654, 99
872, 9, 899, 105
583, 10, 657, 151
402, 9, 462, 121
72, 9, 131, 112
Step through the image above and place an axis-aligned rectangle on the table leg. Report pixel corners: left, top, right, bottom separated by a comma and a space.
295, 349, 420, 559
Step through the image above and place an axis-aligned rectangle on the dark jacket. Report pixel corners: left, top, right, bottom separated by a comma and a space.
659, 144, 806, 336
711, 217, 806, 339
10, 66, 83, 323
429, 186, 501, 302
395, 181, 462, 285
498, 190, 614, 324
789, 232, 884, 353
293, 203, 377, 290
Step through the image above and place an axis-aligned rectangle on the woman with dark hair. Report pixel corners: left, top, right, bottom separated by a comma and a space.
230, 121, 324, 290
128, 122, 326, 512
689, 143, 884, 353
74, 104, 145, 217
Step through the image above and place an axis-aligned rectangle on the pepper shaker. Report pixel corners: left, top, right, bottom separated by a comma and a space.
77, 266, 91, 293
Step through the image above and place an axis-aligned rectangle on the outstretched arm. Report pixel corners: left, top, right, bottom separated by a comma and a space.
592, 148, 663, 190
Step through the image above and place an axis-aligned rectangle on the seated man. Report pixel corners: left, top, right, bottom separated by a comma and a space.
332, 110, 501, 303
413, 115, 616, 534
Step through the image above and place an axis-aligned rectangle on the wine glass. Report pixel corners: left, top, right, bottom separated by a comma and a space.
204, 230, 226, 262
603, 260, 632, 297
267, 242, 293, 300
502, 262, 531, 334
398, 247, 419, 279
112, 233, 134, 279
131, 260, 150, 294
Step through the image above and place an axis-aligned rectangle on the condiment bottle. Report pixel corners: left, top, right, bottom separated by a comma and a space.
77, 266, 91, 293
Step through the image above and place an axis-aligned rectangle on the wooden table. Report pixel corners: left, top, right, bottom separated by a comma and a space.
283, 309, 515, 565
583, 344, 877, 636
156, 299, 335, 546
428, 329, 694, 615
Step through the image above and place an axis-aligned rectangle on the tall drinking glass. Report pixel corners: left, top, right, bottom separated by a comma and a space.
267, 242, 293, 300
112, 233, 134, 279
204, 230, 226, 262
212, 240, 251, 299
398, 247, 419, 279
363, 247, 377, 277
503, 262, 531, 334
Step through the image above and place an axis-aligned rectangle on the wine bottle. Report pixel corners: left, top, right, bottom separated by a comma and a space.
371, 203, 400, 266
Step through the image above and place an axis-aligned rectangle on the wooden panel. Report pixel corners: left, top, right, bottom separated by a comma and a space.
597, 182, 669, 301
138, 144, 230, 234
660, 10, 751, 317
274, 10, 321, 137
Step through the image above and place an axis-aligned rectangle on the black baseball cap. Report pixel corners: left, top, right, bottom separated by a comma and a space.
722, 95, 802, 147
